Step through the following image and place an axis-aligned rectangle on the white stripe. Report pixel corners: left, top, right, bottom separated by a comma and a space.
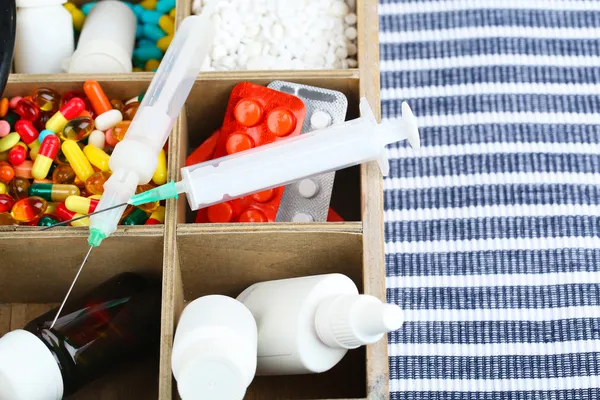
395, 112, 600, 128
381, 54, 600, 71
382, 82, 600, 100
386, 142, 600, 158
384, 172, 600, 190
380, 0, 600, 15
387, 271, 600, 289
380, 26, 600, 43
401, 306, 600, 322
384, 204, 600, 222
385, 236, 600, 254
391, 376, 600, 393
389, 340, 600, 357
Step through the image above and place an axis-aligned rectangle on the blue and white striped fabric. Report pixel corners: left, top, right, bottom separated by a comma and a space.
380, 1, 600, 398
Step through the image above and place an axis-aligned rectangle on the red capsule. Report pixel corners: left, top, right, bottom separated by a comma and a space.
15, 98, 40, 121
56, 202, 76, 222
8, 143, 27, 166
0, 193, 15, 212
60, 98, 86, 120
15, 120, 40, 145
38, 134, 60, 159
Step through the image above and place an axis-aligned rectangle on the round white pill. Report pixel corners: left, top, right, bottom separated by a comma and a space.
347, 42, 358, 56
348, 58, 358, 67
292, 213, 314, 223
345, 27, 358, 40
345, 12, 358, 25
330, 1, 349, 17
211, 44, 227, 61
310, 111, 332, 130
95, 109, 122, 131
298, 178, 320, 198
88, 130, 106, 149
335, 47, 348, 60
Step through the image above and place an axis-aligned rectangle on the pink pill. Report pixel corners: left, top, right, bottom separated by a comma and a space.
0, 121, 10, 137
14, 160, 33, 179
9, 96, 22, 109
105, 128, 119, 147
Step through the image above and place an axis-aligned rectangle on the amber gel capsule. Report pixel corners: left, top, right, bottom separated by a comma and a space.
0, 272, 162, 399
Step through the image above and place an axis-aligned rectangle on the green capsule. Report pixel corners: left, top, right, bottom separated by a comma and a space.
38, 215, 59, 227
29, 183, 80, 202
121, 207, 149, 225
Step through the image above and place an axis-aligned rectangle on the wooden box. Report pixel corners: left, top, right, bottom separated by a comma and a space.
0, 0, 386, 398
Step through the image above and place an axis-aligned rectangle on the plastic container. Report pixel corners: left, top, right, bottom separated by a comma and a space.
66, 1, 136, 74
172, 295, 257, 400
14, 0, 74, 74
236, 273, 404, 375
0, 272, 162, 399
88, 12, 215, 247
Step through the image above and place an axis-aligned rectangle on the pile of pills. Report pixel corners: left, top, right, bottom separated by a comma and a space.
193, 0, 358, 71
67, 0, 176, 72
0, 81, 167, 228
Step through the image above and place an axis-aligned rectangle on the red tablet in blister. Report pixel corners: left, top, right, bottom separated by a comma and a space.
195, 187, 285, 223
213, 82, 306, 158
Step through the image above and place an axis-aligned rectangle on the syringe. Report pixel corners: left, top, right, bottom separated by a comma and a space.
127, 98, 420, 209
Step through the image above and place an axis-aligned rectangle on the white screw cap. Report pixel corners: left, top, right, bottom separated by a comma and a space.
315, 294, 404, 349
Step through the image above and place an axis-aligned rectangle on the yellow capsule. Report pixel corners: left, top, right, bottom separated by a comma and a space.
133, 67, 143, 73
46, 201, 58, 215
169, 8, 176, 18
152, 149, 167, 185
158, 15, 175, 35
46, 113, 68, 133
146, 205, 166, 225
0, 132, 20, 153
71, 9, 85, 31
145, 59, 160, 72
157, 35, 173, 52
31, 153, 53, 180
0, 182, 6, 194
71, 212, 90, 227
63, 2, 76, 12
0, 151, 7, 161
140, 0, 157, 9
83, 144, 110, 172
29, 139, 41, 160
62, 140, 94, 182
65, 195, 100, 214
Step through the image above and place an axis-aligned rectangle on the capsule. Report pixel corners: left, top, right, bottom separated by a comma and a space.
38, 215, 60, 227
0, 212, 15, 225
62, 140, 94, 182
83, 81, 112, 116
8, 142, 27, 166
152, 149, 167, 185
85, 171, 111, 195
135, 184, 159, 212
122, 207, 149, 225
11, 196, 47, 222
112, 120, 130, 141
83, 144, 110, 172
0, 193, 15, 212
65, 194, 100, 214
59, 116, 95, 141
0, 182, 6, 194
52, 164, 76, 184
34, 111, 53, 132
145, 205, 165, 225
29, 183, 80, 202
14, 120, 39, 147
46, 98, 86, 133
32, 134, 60, 180
122, 102, 139, 120
56, 202, 89, 227
15, 98, 40, 121
111, 98, 124, 111
0, 132, 20, 153
88, 130, 106, 149
9, 177, 30, 199
29, 139, 41, 160
46, 201, 58, 215
31, 88, 61, 113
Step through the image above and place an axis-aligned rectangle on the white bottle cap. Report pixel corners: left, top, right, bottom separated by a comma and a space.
315, 294, 404, 349
16, 0, 66, 7
0, 330, 64, 400
68, 40, 133, 73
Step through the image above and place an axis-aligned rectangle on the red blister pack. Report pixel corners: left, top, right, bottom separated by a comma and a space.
186, 129, 219, 166
195, 187, 285, 223
327, 208, 344, 222
213, 82, 306, 158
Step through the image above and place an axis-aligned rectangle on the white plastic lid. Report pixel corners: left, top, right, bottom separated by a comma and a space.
177, 357, 247, 400
16, 0, 66, 7
68, 40, 133, 74
0, 330, 64, 400
315, 294, 404, 349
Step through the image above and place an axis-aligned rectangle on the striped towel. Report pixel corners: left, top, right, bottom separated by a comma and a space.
380, 1, 600, 399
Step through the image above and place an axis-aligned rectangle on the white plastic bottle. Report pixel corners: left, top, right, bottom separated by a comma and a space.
66, 1, 136, 73
237, 273, 404, 375
14, 0, 74, 74
172, 295, 258, 400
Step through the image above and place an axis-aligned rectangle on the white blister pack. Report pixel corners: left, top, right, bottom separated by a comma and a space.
267, 81, 348, 222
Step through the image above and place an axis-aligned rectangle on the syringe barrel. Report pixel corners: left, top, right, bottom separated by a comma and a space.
181, 99, 419, 211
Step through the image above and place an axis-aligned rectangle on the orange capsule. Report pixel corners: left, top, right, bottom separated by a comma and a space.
11, 196, 47, 222
135, 184, 160, 212
85, 171, 111, 195
83, 81, 112, 116
112, 120, 131, 142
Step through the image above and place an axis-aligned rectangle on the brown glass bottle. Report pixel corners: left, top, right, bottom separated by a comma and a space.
23, 272, 162, 397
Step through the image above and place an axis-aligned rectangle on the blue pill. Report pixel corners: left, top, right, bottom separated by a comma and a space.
156, 0, 176, 13
133, 4, 146, 19
142, 24, 167, 42
136, 24, 144, 39
133, 46, 163, 62
137, 39, 155, 48
141, 10, 163, 25
133, 57, 146, 69
38, 130, 55, 144
81, 2, 97, 15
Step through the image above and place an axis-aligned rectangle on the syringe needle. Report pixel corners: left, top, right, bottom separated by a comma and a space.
50, 245, 94, 329
39, 202, 129, 231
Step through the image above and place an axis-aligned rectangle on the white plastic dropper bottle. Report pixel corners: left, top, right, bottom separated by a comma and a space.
236, 273, 404, 375
171, 295, 258, 400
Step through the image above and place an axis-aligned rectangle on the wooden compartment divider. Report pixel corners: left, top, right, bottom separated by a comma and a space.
0, 0, 387, 398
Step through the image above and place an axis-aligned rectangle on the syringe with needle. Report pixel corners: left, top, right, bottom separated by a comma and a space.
126, 98, 420, 209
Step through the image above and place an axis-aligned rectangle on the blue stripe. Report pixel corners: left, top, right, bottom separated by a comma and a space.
389, 153, 600, 178
390, 352, 600, 379
384, 94, 600, 116
381, 38, 600, 60
385, 216, 600, 242
381, 66, 600, 88
381, 9, 600, 31
383, 184, 600, 211
390, 389, 600, 400
383, 124, 600, 147
390, 319, 600, 344
387, 284, 600, 310
385, 249, 600, 277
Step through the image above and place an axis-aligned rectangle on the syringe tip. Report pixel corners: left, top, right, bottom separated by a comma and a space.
88, 228, 106, 247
